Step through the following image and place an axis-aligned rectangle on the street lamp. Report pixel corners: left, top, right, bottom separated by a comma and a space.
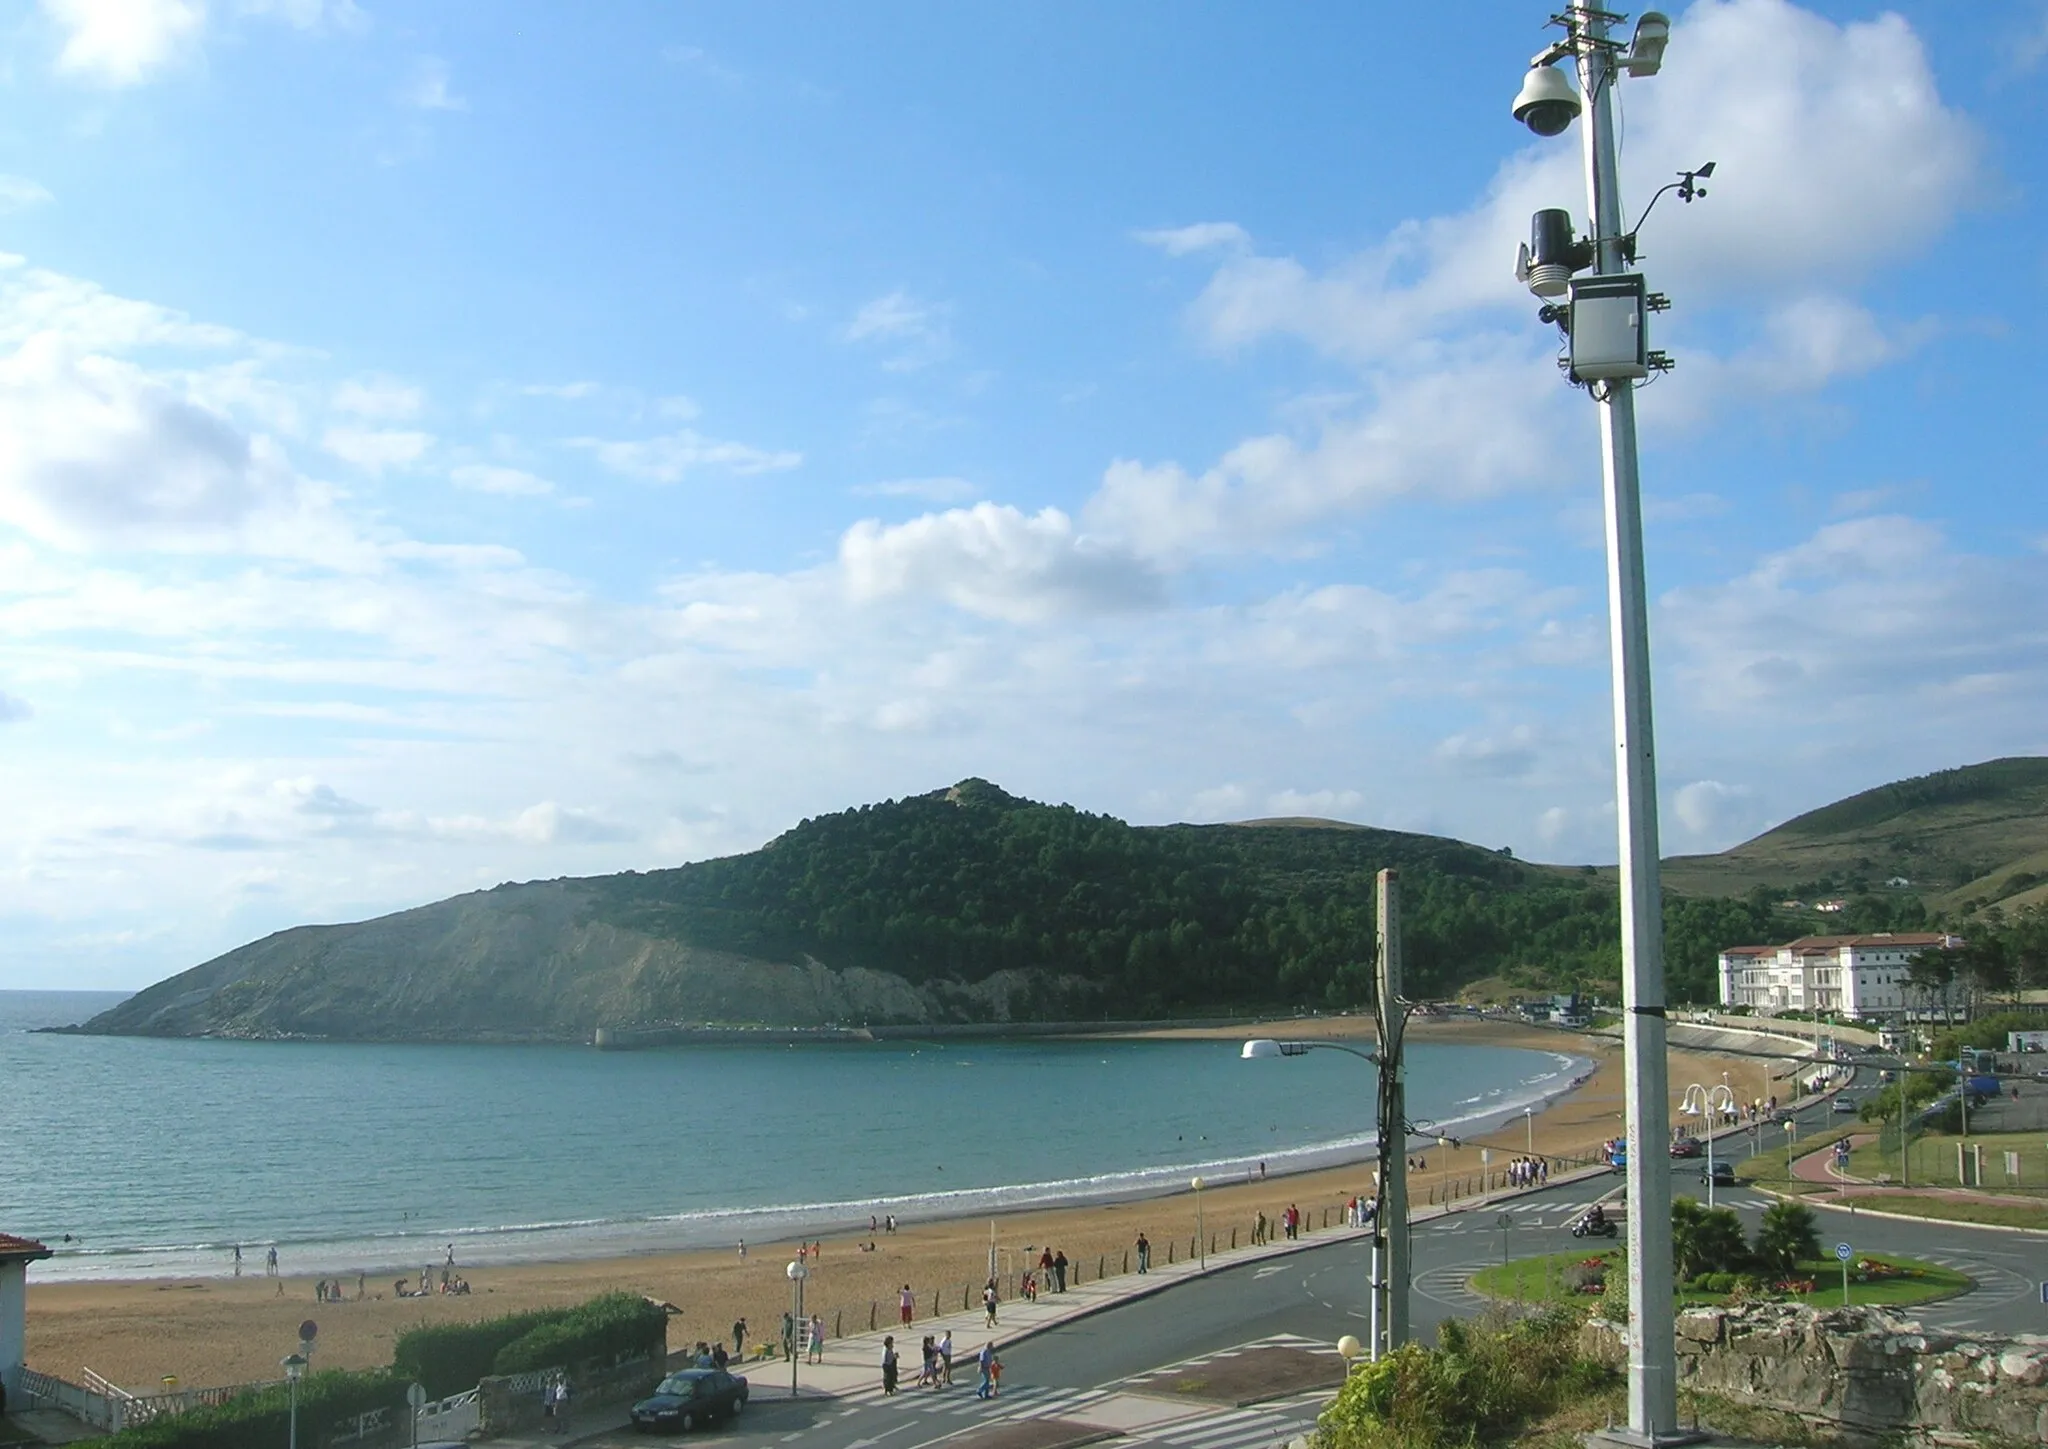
1678, 1083, 1737, 1208
1507, 7, 1706, 1444
1523, 1105, 1535, 1156
784, 1262, 807, 1398
281, 1353, 307, 1449
1241, 1035, 1397, 1359
1191, 1177, 1206, 1270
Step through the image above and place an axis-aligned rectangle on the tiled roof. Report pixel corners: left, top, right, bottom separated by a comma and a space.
1783, 933, 1952, 950
0, 1232, 52, 1259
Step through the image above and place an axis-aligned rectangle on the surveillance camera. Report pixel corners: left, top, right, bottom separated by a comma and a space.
1511, 64, 1581, 137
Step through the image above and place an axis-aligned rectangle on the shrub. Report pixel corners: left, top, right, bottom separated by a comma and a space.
1317, 1307, 1615, 1449
394, 1308, 566, 1399
493, 1292, 668, 1376
1753, 1200, 1820, 1275
99, 1370, 404, 1449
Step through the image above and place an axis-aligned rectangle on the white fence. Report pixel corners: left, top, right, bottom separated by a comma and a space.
416, 1387, 480, 1440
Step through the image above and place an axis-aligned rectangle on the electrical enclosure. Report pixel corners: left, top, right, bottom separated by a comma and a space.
1568, 273, 1649, 382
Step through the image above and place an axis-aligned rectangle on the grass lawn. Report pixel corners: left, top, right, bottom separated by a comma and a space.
1844, 1129, 2048, 1195
1735, 1149, 1826, 1195
1833, 1191, 2048, 1232
1470, 1249, 1970, 1311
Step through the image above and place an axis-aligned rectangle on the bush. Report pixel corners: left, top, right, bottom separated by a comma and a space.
394, 1309, 565, 1399
493, 1292, 668, 1376
99, 1370, 404, 1449
1317, 1307, 1615, 1449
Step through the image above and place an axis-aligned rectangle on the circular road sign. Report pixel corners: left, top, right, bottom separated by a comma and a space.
299, 1319, 318, 1342
407, 1382, 428, 1410
1834, 1243, 1853, 1262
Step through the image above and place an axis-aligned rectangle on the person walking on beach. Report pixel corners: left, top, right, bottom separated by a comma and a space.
232, 1244, 242, 1276
881, 1336, 900, 1395
808, 1313, 825, 1364
899, 1284, 914, 1326
782, 1311, 796, 1360
983, 1282, 998, 1327
733, 1318, 747, 1356
266, 1246, 278, 1276
1135, 1232, 1150, 1272
1052, 1249, 1068, 1292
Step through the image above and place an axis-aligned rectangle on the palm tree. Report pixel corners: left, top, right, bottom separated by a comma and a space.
1753, 1200, 1820, 1275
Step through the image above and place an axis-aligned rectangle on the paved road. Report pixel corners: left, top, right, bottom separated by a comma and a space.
579, 1077, 2043, 1449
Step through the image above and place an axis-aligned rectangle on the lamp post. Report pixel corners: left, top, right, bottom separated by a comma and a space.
1191, 1177, 1206, 1270
281, 1353, 307, 1449
1678, 1083, 1736, 1208
1242, 1036, 1393, 1354
1524, 1105, 1535, 1156
1507, 6, 1703, 1443
784, 1262, 807, 1398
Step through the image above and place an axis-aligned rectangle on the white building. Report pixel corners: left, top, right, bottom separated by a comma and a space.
1717, 933, 1960, 1020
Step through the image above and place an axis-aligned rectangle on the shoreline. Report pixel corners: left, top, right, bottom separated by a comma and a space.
24, 1019, 1800, 1391
24, 1024, 1591, 1289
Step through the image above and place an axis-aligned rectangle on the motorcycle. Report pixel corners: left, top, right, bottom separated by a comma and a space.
1570, 1211, 1617, 1239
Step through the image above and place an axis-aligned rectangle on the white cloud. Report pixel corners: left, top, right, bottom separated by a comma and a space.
573, 428, 801, 482
0, 257, 246, 353
521, 380, 600, 400
332, 377, 423, 420
1173, 0, 1978, 366
0, 335, 309, 551
1263, 787, 1364, 819
845, 290, 951, 370
0, 690, 32, 723
1433, 726, 1541, 779
449, 463, 553, 497
839, 503, 1162, 623
1673, 779, 1756, 843
322, 426, 432, 472
402, 56, 466, 112
0, 177, 55, 213
43, 0, 205, 85
851, 477, 979, 503
1133, 222, 1251, 257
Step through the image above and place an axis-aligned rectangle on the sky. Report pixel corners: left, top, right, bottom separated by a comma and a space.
0, 0, 2044, 990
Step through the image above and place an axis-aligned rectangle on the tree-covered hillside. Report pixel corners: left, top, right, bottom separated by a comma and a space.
582, 779, 1768, 1011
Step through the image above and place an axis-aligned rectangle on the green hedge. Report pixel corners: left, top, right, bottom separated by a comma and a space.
99, 1370, 404, 1449
393, 1309, 565, 1399
493, 1292, 667, 1375
392, 1292, 667, 1398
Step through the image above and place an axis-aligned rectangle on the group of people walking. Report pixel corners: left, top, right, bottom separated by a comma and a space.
880, 1333, 1000, 1399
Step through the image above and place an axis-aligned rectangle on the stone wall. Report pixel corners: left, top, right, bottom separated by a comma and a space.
1580, 1304, 2048, 1446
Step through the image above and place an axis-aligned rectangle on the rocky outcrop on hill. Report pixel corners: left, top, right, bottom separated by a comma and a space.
69, 878, 1104, 1042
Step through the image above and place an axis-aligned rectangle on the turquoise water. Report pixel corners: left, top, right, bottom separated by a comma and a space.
0, 991, 1584, 1281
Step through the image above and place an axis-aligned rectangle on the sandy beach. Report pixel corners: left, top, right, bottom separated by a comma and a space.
23, 1017, 1801, 1392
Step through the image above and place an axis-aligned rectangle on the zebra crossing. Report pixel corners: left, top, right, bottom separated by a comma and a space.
1124, 1404, 1317, 1449
871, 1382, 1113, 1420
1114, 1332, 1331, 1395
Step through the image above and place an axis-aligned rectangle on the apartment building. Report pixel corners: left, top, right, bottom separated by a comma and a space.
1716, 932, 1960, 1021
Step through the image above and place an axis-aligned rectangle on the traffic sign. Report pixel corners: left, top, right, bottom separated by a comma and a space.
407, 1382, 427, 1410
299, 1319, 318, 1343
1834, 1243, 1852, 1262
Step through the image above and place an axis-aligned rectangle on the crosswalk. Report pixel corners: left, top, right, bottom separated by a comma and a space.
1126, 1405, 1316, 1449
1114, 1332, 1331, 1396
869, 1382, 1113, 1419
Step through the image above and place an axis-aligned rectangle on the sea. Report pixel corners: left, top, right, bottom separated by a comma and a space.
0, 990, 1587, 1283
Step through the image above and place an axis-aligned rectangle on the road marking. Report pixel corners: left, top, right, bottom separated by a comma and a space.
1253, 1265, 1290, 1278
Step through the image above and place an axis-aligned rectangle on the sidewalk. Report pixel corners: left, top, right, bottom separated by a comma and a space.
493, 1161, 1626, 1444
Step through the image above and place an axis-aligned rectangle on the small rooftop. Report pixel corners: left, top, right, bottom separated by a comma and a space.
0, 1232, 52, 1261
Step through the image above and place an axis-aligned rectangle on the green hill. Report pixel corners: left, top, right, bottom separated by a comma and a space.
1659, 757, 2048, 911
74, 761, 2048, 1043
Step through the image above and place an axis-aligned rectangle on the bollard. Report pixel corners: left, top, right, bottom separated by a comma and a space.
932, 1290, 939, 1317
1231, 1227, 1237, 1250
835, 1310, 843, 1339
870, 1302, 877, 1331
1210, 1234, 1216, 1255
1121, 1250, 1128, 1274
1167, 1240, 1175, 1264
963, 1286, 970, 1311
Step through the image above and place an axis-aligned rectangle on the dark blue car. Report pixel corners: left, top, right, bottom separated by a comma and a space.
631, 1369, 749, 1433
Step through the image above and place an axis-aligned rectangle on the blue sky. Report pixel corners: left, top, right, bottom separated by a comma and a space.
1, 0, 2044, 990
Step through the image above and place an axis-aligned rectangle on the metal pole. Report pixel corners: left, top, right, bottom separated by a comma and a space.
1375, 868, 1409, 1351
1573, 7, 1678, 1439
289, 1376, 298, 1449
1704, 1110, 1715, 1210
1367, 1233, 1382, 1362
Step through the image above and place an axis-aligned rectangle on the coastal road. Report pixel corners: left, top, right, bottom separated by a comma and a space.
588, 1085, 2043, 1449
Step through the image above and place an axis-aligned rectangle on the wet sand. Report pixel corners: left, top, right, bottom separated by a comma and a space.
24, 1017, 1786, 1392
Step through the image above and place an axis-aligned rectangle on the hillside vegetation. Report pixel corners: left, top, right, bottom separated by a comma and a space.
1660, 757, 2048, 911
75, 759, 2048, 1042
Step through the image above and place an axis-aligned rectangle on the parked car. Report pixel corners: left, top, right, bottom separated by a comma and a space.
1702, 1160, 1736, 1188
632, 1370, 749, 1433
1668, 1137, 1702, 1158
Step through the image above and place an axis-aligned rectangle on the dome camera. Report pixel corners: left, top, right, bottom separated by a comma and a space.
1511, 65, 1581, 137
